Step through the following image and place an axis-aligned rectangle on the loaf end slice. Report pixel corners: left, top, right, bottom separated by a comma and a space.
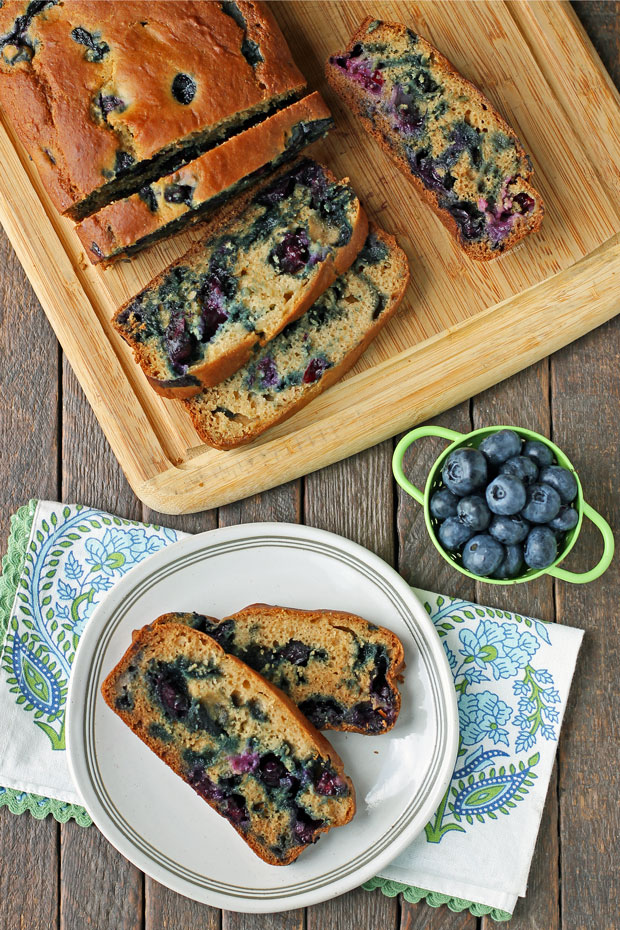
183, 224, 409, 447
102, 622, 355, 865
326, 18, 543, 260
155, 604, 405, 734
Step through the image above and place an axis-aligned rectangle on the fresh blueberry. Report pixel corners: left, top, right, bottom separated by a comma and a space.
448, 201, 485, 240
441, 448, 488, 496
478, 429, 522, 465
499, 455, 538, 485
548, 504, 579, 533
429, 488, 459, 521
523, 440, 554, 468
492, 544, 524, 580
461, 534, 505, 577
538, 465, 578, 503
486, 475, 527, 515
457, 495, 491, 531
521, 483, 562, 523
345, 701, 386, 732
524, 526, 558, 569
293, 807, 323, 845
437, 516, 474, 551
488, 513, 530, 545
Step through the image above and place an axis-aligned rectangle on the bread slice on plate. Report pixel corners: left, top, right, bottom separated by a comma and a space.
113, 158, 368, 397
326, 18, 543, 259
102, 622, 356, 865
154, 603, 405, 734
183, 225, 409, 448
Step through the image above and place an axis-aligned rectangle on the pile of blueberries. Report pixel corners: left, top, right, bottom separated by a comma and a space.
430, 429, 579, 579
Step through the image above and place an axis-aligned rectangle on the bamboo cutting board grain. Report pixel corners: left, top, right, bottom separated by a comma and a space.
0, 1, 618, 514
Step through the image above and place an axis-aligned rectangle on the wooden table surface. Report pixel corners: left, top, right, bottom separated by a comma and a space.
1, 3, 618, 928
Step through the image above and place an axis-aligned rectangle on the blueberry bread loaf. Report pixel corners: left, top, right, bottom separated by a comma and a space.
154, 604, 405, 734
102, 622, 355, 865
0, 1, 305, 219
76, 93, 334, 265
113, 159, 368, 397
326, 18, 543, 259
183, 225, 408, 448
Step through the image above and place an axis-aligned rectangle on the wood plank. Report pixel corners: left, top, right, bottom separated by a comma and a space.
0, 226, 60, 930
0, 2, 618, 514
305, 441, 397, 930
145, 882, 221, 930
472, 364, 559, 930
551, 317, 620, 930
59, 359, 143, 930
396, 402, 476, 930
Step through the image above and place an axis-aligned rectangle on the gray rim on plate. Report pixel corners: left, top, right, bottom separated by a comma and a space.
70, 526, 457, 905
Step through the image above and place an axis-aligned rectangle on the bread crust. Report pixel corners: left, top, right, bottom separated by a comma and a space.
102, 621, 356, 866
75, 93, 333, 265
184, 225, 409, 448
325, 17, 544, 260
113, 159, 368, 398
0, 1, 305, 217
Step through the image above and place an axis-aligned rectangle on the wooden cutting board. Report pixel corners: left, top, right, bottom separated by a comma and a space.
0, 1, 618, 514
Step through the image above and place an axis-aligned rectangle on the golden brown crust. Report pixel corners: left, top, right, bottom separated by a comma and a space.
101, 621, 356, 866
184, 225, 409, 448
113, 159, 368, 398
325, 17, 544, 260
75, 93, 333, 265
0, 1, 305, 217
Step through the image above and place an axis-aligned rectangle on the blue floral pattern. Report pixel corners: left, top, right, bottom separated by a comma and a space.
1, 505, 177, 750
424, 597, 557, 843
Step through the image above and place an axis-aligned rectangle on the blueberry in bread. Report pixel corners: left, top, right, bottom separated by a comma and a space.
0, 1, 306, 219
183, 225, 409, 448
102, 622, 356, 865
76, 93, 334, 265
326, 18, 543, 259
154, 604, 405, 734
113, 158, 368, 397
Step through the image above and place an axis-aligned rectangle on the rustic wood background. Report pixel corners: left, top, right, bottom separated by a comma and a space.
0, 2, 618, 928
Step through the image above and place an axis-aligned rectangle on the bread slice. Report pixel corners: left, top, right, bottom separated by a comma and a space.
75, 93, 334, 265
113, 158, 368, 398
326, 18, 543, 260
183, 225, 409, 448
102, 622, 355, 865
154, 604, 405, 734
0, 1, 306, 219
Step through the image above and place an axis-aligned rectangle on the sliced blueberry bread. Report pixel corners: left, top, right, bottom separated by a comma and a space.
76, 93, 334, 265
113, 158, 367, 397
183, 225, 409, 448
154, 604, 405, 734
0, 1, 305, 219
326, 18, 543, 259
102, 622, 355, 865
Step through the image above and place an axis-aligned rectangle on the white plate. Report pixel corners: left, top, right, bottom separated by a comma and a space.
67, 523, 458, 912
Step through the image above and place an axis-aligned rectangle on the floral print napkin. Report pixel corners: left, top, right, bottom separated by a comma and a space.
0, 501, 583, 920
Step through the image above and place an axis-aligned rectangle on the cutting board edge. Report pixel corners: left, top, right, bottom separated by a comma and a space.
135, 231, 620, 515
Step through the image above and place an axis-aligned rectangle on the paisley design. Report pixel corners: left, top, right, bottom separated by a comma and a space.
424, 595, 554, 843
12, 635, 61, 715
1, 504, 178, 751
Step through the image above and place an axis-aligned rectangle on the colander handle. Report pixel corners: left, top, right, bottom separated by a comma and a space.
392, 425, 464, 504
547, 501, 615, 584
